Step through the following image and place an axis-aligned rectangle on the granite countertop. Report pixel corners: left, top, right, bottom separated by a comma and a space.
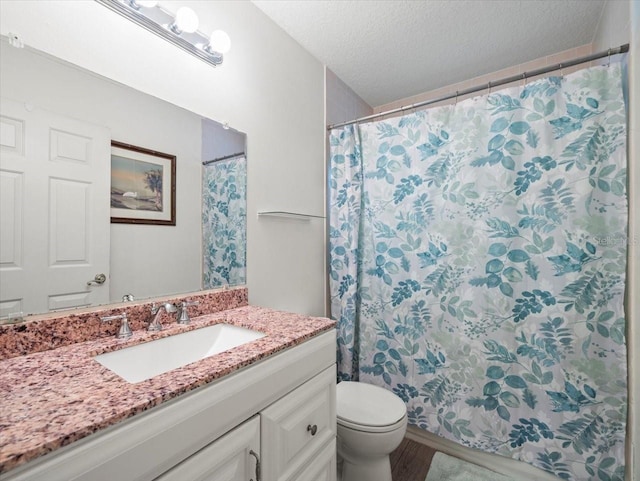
0, 305, 335, 474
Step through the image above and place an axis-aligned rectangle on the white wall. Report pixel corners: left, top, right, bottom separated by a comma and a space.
593, 0, 632, 52
0, 42, 202, 304
0, 0, 326, 317
202, 119, 246, 162
325, 67, 373, 127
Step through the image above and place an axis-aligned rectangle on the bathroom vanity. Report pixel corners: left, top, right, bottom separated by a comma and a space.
0, 298, 337, 481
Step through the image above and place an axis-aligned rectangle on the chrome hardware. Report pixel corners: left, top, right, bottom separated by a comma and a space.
307, 424, 318, 436
249, 449, 261, 481
101, 312, 132, 339
177, 300, 199, 325
122, 294, 135, 302
87, 273, 106, 286
148, 302, 177, 331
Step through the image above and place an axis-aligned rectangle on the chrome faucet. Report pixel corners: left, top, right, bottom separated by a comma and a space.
177, 301, 199, 325
148, 303, 177, 332
101, 311, 132, 339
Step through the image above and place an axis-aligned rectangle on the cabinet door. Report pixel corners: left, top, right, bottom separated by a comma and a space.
156, 415, 260, 481
295, 439, 336, 481
261, 365, 336, 481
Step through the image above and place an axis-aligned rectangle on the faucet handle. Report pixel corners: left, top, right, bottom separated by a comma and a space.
100, 312, 132, 339
177, 301, 199, 325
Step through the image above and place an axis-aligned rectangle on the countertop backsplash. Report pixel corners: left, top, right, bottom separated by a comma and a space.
0, 287, 248, 360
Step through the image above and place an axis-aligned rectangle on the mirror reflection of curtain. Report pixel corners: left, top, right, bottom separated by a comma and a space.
202, 156, 247, 288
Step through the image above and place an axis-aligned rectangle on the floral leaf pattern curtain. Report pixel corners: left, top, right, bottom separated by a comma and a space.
329, 66, 627, 480
202, 156, 247, 288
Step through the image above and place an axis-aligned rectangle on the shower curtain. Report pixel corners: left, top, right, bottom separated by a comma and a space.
202, 155, 247, 288
329, 65, 627, 480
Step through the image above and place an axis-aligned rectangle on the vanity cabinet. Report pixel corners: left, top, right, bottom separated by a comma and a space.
1, 331, 337, 481
156, 416, 260, 481
261, 366, 336, 481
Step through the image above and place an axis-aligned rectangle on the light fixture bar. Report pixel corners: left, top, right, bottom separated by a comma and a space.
95, 0, 223, 67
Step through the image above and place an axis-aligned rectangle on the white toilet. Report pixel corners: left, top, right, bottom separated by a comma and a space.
336, 381, 408, 481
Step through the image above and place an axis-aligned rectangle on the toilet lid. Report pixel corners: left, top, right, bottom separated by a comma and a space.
336, 381, 407, 427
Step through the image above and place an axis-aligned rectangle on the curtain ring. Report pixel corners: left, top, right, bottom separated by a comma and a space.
559, 63, 564, 78
487, 81, 492, 95
522, 72, 527, 87
607, 48, 612, 67
454, 90, 459, 106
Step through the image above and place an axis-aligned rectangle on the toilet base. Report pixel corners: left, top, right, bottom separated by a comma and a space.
339, 453, 392, 481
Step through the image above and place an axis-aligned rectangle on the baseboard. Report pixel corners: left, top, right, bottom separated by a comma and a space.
405, 426, 560, 481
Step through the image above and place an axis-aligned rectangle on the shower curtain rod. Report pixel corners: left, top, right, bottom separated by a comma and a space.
327, 43, 630, 130
202, 151, 245, 165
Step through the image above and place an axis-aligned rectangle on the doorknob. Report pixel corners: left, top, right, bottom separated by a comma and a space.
87, 273, 106, 286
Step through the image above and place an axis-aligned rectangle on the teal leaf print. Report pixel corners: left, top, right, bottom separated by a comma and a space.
329, 65, 627, 480
557, 413, 603, 454
486, 365, 505, 379
525, 260, 539, 280
486, 218, 520, 238
546, 381, 598, 413
490, 117, 509, 132
504, 139, 524, 156
507, 249, 530, 263
508, 418, 554, 448
377, 123, 400, 138
417, 241, 448, 267
559, 124, 606, 171
487, 94, 523, 114
548, 242, 598, 276
391, 279, 421, 306
514, 156, 558, 195
393, 175, 423, 204
483, 340, 518, 363
523, 388, 538, 409
415, 349, 446, 374
526, 129, 540, 148
509, 121, 530, 135
536, 451, 571, 480
421, 374, 456, 407
513, 290, 556, 322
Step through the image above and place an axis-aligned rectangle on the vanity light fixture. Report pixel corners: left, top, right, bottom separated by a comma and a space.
95, 0, 230, 67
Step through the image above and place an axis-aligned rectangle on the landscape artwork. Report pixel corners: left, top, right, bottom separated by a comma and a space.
111, 155, 163, 212
110, 141, 176, 225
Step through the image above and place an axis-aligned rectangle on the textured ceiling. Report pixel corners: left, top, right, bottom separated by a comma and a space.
252, 0, 605, 107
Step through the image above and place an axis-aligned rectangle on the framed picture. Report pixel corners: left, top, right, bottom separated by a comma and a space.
110, 141, 176, 225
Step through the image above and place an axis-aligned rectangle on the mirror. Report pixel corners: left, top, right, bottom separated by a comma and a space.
0, 40, 247, 322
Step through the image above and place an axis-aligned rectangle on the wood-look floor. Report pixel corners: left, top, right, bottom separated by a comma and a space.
390, 437, 437, 481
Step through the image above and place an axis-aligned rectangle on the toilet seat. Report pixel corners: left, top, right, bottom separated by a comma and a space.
337, 381, 407, 433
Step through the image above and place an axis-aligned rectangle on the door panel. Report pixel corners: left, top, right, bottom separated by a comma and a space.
0, 98, 110, 319
156, 416, 260, 481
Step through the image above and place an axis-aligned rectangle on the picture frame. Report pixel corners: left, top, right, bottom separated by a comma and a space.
110, 140, 176, 225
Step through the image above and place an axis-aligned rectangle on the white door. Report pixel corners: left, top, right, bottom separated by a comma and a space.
156, 416, 261, 481
0, 98, 110, 319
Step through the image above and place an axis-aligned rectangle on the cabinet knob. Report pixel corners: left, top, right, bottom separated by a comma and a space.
307, 424, 318, 436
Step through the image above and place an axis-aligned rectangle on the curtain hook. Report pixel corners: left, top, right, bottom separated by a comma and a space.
607, 48, 612, 68
522, 72, 527, 87
559, 63, 564, 78
487, 81, 492, 95
454, 90, 459, 106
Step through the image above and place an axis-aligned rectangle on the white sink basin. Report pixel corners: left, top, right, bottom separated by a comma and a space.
94, 323, 266, 383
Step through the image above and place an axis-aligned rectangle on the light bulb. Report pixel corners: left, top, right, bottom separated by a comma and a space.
208, 30, 231, 54
174, 7, 199, 33
137, 0, 158, 7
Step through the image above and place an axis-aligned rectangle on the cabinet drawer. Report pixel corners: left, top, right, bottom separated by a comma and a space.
261, 365, 336, 481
